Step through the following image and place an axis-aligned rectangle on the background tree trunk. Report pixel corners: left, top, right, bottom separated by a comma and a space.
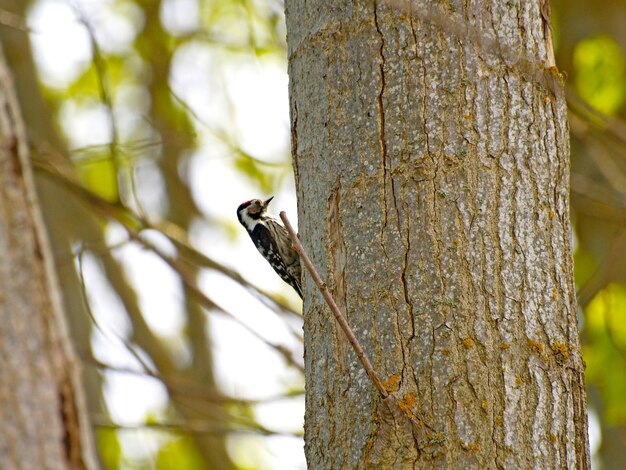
0, 45, 98, 469
0, 2, 235, 467
285, 0, 590, 468
0, 0, 108, 431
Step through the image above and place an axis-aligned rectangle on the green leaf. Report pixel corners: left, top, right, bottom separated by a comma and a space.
156, 436, 205, 470
76, 152, 120, 203
574, 35, 626, 115
585, 284, 626, 424
97, 428, 122, 470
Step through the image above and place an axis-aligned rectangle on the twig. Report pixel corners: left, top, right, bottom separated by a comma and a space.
86, 357, 306, 403
279, 212, 389, 398
76, 245, 155, 375
93, 418, 303, 438
0, 8, 30, 32
124, 229, 305, 373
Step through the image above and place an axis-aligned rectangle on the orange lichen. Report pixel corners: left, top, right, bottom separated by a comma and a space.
528, 339, 544, 354
500, 342, 510, 350
382, 374, 400, 393
430, 432, 445, 444
441, 348, 450, 356
462, 337, 475, 348
459, 440, 480, 452
399, 393, 417, 413
548, 210, 555, 219
549, 434, 558, 443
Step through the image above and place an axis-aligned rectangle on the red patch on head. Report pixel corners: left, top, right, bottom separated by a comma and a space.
237, 199, 258, 212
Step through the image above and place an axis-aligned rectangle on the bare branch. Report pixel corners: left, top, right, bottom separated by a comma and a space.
279, 211, 389, 398
85, 357, 304, 404
0, 8, 30, 32
93, 419, 303, 438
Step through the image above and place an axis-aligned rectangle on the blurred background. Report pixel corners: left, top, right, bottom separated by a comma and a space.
0, 0, 624, 468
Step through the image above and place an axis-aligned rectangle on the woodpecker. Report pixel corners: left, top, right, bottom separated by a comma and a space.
237, 197, 303, 298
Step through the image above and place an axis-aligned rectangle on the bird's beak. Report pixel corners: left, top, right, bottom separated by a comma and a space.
264, 196, 274, 207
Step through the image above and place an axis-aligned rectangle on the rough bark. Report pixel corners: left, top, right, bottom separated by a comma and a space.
0, 45, 98, 469
0, 0, 108, 428
285, 0, 590, 468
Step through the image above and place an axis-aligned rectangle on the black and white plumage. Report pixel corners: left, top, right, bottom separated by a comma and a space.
237, 197, 303, 298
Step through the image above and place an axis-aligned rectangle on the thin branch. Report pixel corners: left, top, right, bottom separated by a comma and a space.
566, 87, 626, 149
86, 357, 304, 404
279, 212, 389, 398
93, 419, 303, 438
168, 86, 290, 168
0, 8, 30, 32
76, 245, 156, 375
125, 229, 305, 373
72, 3, 121, 184
577, 228, 626, 307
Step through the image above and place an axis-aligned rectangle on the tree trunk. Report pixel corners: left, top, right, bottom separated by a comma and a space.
285, 1, 590, 468
0, 45, 98, 469
0, 0, 108, 430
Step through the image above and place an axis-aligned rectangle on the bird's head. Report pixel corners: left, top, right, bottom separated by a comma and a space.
237, 197, 273, 227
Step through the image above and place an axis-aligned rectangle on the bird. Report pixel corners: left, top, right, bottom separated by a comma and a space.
236, 197, 303, 298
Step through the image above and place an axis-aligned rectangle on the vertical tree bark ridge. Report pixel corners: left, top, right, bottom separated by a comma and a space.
285, 0, 590, 468
0, 46, 98, 469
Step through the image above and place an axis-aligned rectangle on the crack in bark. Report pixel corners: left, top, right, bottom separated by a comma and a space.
291, 99, 299, 184
373, 1, 389, 236
402, 197, 416, 341
59, 373, 86, 470
326, 180, 350, 379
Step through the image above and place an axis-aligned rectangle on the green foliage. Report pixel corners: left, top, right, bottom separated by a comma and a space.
233, 151, 278, 194
584, 284, 626, 424
66, 56, 128, 98
156, 435, 206, 470
75, 152, 120, 202
573, 246, 596, 288
573, 35, 626, 115
97, 428, 122, 470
